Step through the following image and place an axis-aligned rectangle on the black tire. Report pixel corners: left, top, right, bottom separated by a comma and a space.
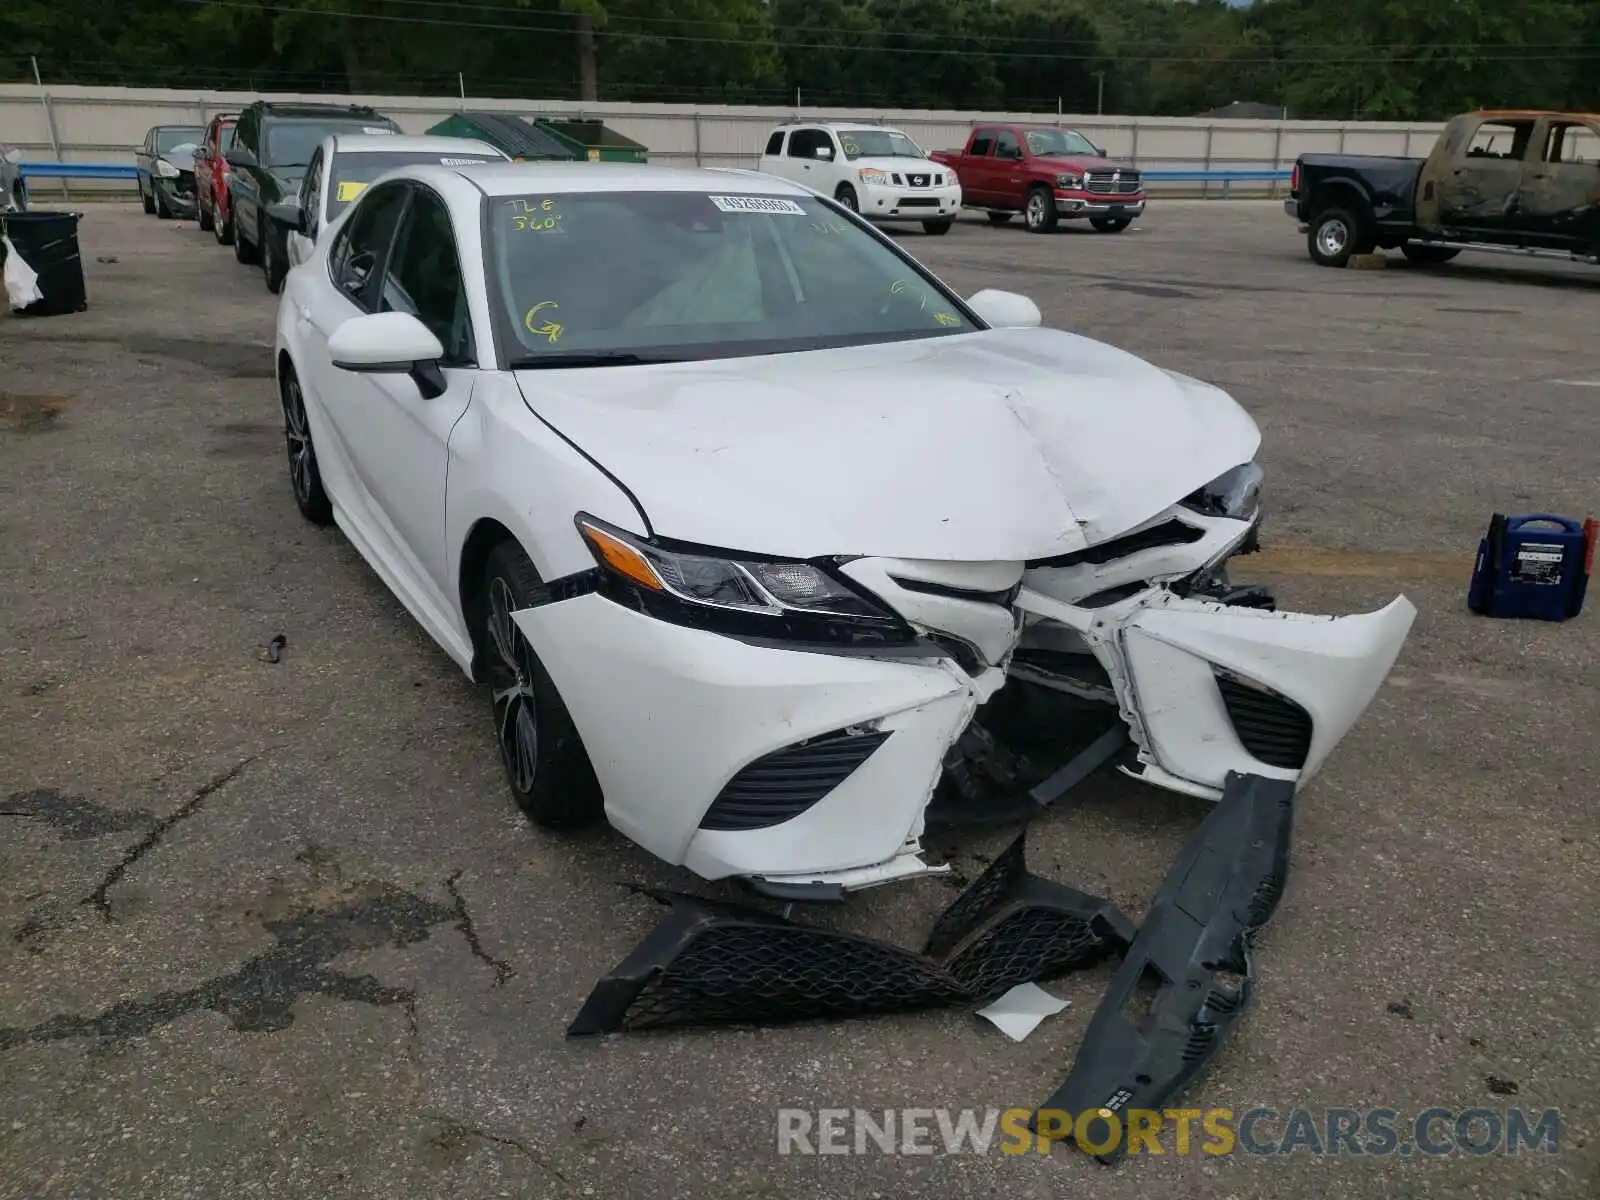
986, 210, 1013, 225
834, 183, 859, 213
280, 364, 333, 527
154, 187, 172, 220
261, 218, 286, 293
233, 212, 258, 264
1400, 242, 1460, 266
197, 193, 214, 232
477, 540, 605, 829
1307, 205, 1371, 268
215, 199, 234, 246
1090, 217, 1132, 233
140, 180, 155, 215
922, 218, 954, 236
1024, 184, 1058, 234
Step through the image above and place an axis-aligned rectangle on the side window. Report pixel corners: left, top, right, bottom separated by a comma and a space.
378, 189, 474, 365
787, 129, 820, 159
327, 182, 409, 311
969, 129, 995, 157
1464, 120, 1534, 160
1543, 122, 1600, 165
764, 130, 784, 156
995, 130, 1021, 160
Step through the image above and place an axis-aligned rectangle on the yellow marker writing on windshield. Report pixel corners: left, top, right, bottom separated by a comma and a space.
890, 280, 928, 312
524, 300, 563, 344
933, 312, 961, 326
337, 180, 367, 202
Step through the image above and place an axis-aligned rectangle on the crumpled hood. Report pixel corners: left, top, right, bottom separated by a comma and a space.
515, 327, 1260, 561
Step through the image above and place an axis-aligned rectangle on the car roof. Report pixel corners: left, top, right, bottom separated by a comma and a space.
1469, 108, 1600, 122
426, 160, 812, 197
774, 121, 906, 132
258, 102, 390, 120
330, 134, 506, 157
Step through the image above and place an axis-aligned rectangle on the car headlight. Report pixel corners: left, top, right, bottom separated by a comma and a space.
575, 514, 919, 648
1182, 462, 1264, 521
1057, 173, 1083, 189
857, 168, 890, 186
155, 159, 180, 179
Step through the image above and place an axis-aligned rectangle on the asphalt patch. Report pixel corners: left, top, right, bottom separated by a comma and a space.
1, 788, 157, 840
0, 391, 67, 431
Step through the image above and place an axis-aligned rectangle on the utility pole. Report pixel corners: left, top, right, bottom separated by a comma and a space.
1095, 72, 1106, 116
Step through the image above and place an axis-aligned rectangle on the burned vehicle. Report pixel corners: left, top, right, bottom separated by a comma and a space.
1288, 108, 1600, 267
273, 161, 1417, 903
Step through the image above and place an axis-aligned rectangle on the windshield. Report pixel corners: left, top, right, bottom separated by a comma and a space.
327, 149, 503, 217
265, 120, 395, 169
837, 129, 925, 160
155, 127, 205, 155
488, 190, 977, 366
1021, 129, 1100, 157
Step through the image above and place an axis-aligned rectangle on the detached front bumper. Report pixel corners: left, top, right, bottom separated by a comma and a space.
859, 182, 963, 221
515, 551, 1414, 888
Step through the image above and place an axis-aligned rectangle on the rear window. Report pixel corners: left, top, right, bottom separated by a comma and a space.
327, 149, 503, 216
264, 119, 398, 169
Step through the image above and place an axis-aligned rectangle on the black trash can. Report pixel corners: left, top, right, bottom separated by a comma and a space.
1, 210, 87, 317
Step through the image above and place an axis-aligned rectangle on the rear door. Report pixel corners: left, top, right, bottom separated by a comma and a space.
759, 128, 788, 179
1431, 116, 1537, 237
961, 127, 999, 206
784, 128, 834, 193
1519, 117, 1600, 249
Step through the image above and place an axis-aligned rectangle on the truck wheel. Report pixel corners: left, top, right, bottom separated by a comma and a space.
834, 184, 859, 213
1307, 207, 1370, 267
1090, 218, 1132, 233
922, 218, 953, 236
1400, 243, 1460, 266
986, 210, 1014, 226
1024, 185, 1058, 234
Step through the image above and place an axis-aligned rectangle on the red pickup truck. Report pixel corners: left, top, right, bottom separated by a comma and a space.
931, 124, 1146, 234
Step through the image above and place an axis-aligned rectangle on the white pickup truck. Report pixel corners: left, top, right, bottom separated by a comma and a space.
757, 122, 963, 234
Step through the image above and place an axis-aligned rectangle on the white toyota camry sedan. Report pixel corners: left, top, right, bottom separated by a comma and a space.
273, 160, 1416, 896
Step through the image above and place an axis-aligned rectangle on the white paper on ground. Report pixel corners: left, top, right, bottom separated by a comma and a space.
976, 982, 1071, 1042
2, 234, 43, 310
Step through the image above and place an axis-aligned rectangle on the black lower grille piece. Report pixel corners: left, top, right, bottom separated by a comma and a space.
1215, 672, 1312, 770
698, 728, 891, 831
566, 831, 1134, 1036
1030, 772, 1296, 1164
1029, 519, 1206, 569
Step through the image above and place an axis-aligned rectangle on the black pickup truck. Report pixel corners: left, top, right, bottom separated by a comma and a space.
1286, 109, 1600, 268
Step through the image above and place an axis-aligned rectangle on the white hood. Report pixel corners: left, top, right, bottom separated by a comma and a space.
853, 155, 947, 176
515, 326, 1260, 561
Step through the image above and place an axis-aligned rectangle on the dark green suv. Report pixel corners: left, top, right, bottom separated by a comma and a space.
224, 101, 401, 291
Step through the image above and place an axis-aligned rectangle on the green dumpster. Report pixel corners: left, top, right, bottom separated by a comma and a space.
424, 112, 648, 164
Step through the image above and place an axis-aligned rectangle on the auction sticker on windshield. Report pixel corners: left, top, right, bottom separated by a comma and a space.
710, 195, 804, 215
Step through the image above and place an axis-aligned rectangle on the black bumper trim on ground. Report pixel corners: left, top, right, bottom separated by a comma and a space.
1031, 771, 1296, 1163
566, 831, 1135, 1036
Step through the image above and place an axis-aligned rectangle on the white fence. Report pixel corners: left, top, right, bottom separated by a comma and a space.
0, 83, 1449, 196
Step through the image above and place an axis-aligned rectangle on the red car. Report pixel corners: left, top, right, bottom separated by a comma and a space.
931, 123, 1146, 234
193, 112, 240, 244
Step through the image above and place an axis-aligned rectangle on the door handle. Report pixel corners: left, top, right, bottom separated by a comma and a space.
298, 305, 312, 322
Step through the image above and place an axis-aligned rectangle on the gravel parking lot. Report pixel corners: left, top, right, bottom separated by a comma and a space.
2, 199, 1597, 1200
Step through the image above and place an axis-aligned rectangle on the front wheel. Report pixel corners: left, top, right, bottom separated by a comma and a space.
1024, 185, 1058, 234
233, 210, 259, 264
922, 218, 954, 236
478, 541, 605, 829
215, 199, 234, 246
1307, 206, 1371, 268
280, 366, 333, 526
140, 180, 155, 215
1400, 242, 1460, 266
1090, 217, 1132, 233
197, 192, 214, 232
834, 183, 859, 213
261, 219, 286, 293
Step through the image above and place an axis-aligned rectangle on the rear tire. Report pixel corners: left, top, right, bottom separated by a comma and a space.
1024, 185, 1058, 234
986, 210, 1013, 225
1090, 217, 1132, 233
1400, 242, 1460, 266
922, 218, 954, 235
476, 541, 605, 830
1307, 205, 1371, 267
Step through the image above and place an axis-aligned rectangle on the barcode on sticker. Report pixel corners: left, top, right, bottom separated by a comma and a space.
439, 157, 495, 167
709, 194, 805, 215
362, 127, 395, 135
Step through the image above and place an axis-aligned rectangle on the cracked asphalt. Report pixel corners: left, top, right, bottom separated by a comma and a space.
2, 200, 1597, 1199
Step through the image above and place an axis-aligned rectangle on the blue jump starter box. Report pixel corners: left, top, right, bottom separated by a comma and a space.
1468, 514, 1595, 622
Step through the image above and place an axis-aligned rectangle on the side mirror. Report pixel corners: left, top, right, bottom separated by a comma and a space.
329, 312, 447, 399
966, 288, 1041, 329
224, 147, 257, 171
266, 200, 307, 234
3, 147, 22, 164
288, 231, 314, 268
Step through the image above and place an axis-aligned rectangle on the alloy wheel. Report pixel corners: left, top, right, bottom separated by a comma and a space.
1027, 193, 1045, 228
283, 377, 314, 504
486, 577, 540, 794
